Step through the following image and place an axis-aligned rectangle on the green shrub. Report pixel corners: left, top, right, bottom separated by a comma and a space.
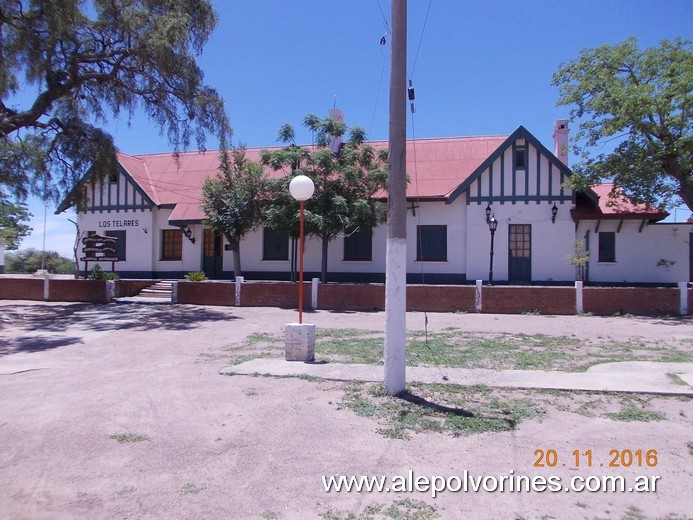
184, 271, 208, 281
88, 264, 119, 280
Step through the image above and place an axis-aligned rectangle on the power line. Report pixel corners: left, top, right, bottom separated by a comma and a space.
409, 0, 433, 80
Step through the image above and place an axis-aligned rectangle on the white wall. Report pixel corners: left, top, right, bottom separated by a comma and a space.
466, 199, 575, 282
77, 209, 154, 273
579, 220, 692, 283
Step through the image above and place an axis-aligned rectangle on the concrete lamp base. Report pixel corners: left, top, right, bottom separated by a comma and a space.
284, 323, 316, 362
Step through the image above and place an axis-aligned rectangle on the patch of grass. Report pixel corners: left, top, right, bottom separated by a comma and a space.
109, 433, 150, 444
115, 485, 136, 496
521, 309, 541, 316
337, 381, 544, 439
622, 505, 647, 520
261, 512, 278, 520
180, 483, 205, 495
320, 499, 438, 520
607, 406, 665, 422
688, 441, 693, 455
667, 373, 690, 386
296, 373, 322, 383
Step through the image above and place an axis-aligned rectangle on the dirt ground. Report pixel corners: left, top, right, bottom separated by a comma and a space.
0, 300, 691, 520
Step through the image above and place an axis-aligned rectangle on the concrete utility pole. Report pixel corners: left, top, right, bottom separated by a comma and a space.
384, 0, 407, 395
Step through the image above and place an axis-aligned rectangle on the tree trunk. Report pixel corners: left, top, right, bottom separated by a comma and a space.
321, 236, 329, 283
664, 156, 693, 212
226, 234, 241, 280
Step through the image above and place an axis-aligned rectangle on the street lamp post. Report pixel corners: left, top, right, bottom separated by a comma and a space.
289, 174, 315, 324
488, 216, 498, 285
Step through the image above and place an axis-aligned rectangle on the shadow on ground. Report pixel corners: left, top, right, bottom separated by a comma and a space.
0, 335, 84, 356
1, 302, 239, 335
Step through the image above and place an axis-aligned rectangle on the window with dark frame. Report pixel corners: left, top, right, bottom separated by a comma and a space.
416, 225, 447, 261
515, 147, 526, 169
262, 227, 289, 261
105, 230, 126, 261
161, 229, 183, 261
598, 232, 616, 262
343, 228, 372, 261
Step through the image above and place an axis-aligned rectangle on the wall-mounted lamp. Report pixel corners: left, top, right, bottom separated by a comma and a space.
142, 227, 148, 234
181, 225, 195, 244
551, 203, 558, 224
485, 204, 492, 223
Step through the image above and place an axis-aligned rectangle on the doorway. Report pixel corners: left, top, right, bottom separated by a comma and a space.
202, 229, 223, 278
509, 224, 531, 282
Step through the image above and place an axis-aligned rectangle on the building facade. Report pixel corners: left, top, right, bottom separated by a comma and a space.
57, 121, 692, 284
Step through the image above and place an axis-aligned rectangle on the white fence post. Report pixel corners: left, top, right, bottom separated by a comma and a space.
575, 281, 584, 314
235, 276, 244, 307
679, 282, 688, 316
311, 278, 320, 310
475, 280, 483, 313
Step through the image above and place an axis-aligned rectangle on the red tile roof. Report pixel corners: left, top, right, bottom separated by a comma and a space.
573, 183, 668, 221
119, 135, 509, 223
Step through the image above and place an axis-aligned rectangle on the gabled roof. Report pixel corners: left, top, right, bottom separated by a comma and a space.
70, 134, 510, 223
58, 125, 662, 224
572, 183, 668, 221
445, 125, 580, 204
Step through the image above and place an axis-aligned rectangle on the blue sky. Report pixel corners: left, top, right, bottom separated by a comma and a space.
18, 0, 693, 257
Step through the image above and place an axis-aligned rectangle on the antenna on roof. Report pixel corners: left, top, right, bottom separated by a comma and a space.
333, 95, 337, 109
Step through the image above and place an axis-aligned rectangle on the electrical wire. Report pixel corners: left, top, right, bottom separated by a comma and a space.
408, 85, 430, 347
409, 0, 433, 81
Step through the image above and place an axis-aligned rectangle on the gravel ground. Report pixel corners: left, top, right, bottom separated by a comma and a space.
0, 300, 691, 520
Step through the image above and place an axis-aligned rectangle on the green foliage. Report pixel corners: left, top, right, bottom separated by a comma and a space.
184, 271, 208, 281
0, 196, 32, 249
88, 263, 118, 280
0, 0, 229, 203
261, 114, 388, 281
553, 37, 693, 210
201, 147, 266, 277
565, 239, 590, 280
5, 248, 74, 274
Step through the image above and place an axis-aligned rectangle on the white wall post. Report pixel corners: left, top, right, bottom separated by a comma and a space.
575, 281, 584, 314
235, 276, 244, 307
311, 277, 319, 310
43, 273, 50, 301
171, 281, 178, 304
475, 280, 483, 313
679, 282, 688, 316
106, 280, 116, 301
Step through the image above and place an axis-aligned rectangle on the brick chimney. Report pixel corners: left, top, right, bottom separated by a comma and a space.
552, 119, 570, 167
328, 108, 344, 154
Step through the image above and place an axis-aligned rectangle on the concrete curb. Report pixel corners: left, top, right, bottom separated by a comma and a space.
221, 359, 693, 396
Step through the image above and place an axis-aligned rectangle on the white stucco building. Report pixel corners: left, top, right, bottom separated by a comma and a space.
57, 121, 692, 285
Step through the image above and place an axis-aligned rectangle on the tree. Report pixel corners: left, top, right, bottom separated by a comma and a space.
261, 114, 388, 282
0, 0, 230, 203
5, 248, 74, 274
201, 147, 266, 279
0, 196, 31, 249
552, 37, 692, 210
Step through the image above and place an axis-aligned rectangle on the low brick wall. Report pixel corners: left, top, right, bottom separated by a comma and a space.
318, 283, 385, 311
407, 285, 477, 312
583, 287, 681, 316
1, 276, 689, 316
483, 286, 576, 315
48, 280, 110, 303
241, 281, 309, 309
177, 281, 235, 306
0, 278, 44, 300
